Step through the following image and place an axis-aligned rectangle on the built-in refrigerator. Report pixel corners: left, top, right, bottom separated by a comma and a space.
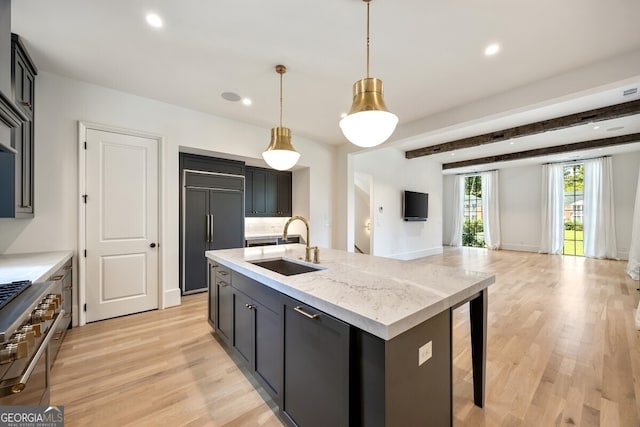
182, 170, 244, 294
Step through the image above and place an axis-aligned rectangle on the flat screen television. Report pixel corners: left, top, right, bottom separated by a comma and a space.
403, 190, 428, 221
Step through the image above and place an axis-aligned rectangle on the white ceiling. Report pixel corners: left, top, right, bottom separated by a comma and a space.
10, 0, 640, 171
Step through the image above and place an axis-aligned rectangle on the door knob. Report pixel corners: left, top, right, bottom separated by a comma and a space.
150, 243, 157, 248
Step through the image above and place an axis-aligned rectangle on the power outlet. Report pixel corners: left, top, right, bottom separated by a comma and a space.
418, 341, 432, 366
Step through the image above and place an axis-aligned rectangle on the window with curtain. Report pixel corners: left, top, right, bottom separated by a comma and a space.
463, 175, 484, 248
540, 157, 618, 259
563, 164, 584, 256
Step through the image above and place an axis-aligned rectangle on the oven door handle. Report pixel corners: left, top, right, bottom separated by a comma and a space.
11, 310, 66, 394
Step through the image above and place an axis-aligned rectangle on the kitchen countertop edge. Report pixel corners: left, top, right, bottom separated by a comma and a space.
206, 245, 495, 340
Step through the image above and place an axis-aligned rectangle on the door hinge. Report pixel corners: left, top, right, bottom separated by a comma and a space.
82, 194, 88, 203
84, 141, 87, 149
84, 249, 87, 257
84, 303, 87, 312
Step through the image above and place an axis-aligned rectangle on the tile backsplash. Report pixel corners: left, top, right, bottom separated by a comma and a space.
245, 217, 291, 237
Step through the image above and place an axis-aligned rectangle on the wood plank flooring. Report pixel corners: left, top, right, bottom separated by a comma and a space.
50, 248, 640, 426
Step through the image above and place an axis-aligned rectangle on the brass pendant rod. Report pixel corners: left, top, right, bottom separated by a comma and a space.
280, 71, 283, 127
366, 0, 370, 78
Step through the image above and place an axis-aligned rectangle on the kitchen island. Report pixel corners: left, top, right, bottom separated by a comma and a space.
206, 244, 494, 426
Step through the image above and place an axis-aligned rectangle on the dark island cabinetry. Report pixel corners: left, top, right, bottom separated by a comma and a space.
281, 296, 350, 427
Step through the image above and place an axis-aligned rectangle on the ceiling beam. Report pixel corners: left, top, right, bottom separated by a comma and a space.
441, 133, 640, 170
405, 99, 640, 159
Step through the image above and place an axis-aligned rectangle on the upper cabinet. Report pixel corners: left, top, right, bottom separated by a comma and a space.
0, 33, 36, 218
245, 166, 292, 217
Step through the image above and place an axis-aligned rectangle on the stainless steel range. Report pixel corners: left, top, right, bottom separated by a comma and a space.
0, 278, 65, 405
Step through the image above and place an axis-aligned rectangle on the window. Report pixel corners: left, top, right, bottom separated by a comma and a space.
563, 164, 584, 256
463, 176, 485, 248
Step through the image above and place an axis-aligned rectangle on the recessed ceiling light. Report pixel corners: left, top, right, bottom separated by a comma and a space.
241, 98, 252, 106
593, 126, 600, 130
146, 13, 163, 28
221, 92, 241, 102
598, 148, 603, 151
509, 141, 514, 145
451, 152, 456, 156
484, 43, 500, 56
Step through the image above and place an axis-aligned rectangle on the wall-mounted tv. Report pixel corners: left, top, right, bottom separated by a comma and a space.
403, 190, 428, 221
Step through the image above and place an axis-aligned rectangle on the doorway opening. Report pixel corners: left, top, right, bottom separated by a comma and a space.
354, 172, 372, 254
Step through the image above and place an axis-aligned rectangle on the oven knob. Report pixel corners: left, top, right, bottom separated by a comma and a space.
18, 326, 37, 345
0, 341, 28, 363
48, 293, 62, 306
10, 332, 34, 348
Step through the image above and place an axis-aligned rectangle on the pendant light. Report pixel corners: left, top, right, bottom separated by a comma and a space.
262, 65, 300, 171
339, 0, 398, 148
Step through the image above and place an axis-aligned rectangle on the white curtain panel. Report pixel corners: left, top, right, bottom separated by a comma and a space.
448, 175, 464, 246
539, 163, 565, 254
583, 157, 618, 259
481, 170, 501, 249
627, 168, 640, 280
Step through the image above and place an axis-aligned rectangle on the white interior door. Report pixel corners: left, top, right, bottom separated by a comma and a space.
84, 128, 159, 322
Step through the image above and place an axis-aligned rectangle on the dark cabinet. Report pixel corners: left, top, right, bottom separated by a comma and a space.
231, 271, 283, 404
182, 170, 244, 294
215, 265, 233, 345
233, 289, 253, 364
1, 33, 36, 218
245, 166, 292, 217
282, 296, 350, 427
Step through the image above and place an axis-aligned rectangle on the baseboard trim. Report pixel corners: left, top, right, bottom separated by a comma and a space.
501, 243, 539, 253
162, 288, 181, 309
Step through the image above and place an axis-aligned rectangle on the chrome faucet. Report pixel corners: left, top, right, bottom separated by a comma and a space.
283, 216, 319, 263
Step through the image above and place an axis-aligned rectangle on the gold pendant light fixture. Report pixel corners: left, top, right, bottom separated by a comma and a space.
339, 0, 398, 148
262, 65, 300, 171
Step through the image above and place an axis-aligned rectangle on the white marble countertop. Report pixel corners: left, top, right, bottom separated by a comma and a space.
206, 244, 494, 340
0, 251, 74, 284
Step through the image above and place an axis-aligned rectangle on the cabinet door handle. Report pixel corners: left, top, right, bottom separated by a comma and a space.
210, 214, 214, 242
20, 101, 32, 108
294, 306, 319, 320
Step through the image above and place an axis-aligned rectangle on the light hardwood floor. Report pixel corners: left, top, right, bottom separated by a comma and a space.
50, 248, 640, 426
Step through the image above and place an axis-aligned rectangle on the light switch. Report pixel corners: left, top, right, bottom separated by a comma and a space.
418, 341, 432, 366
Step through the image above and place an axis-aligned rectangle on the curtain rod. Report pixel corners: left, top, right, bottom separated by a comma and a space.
455, 169, 497, 177
543, 155, 611, 165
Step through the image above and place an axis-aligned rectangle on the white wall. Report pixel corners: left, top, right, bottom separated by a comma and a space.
612, 151, 640, 259
0, 71, 335, 309
499, 165, 543, 252
353, 147, 443, 260
443, 151, 640, 259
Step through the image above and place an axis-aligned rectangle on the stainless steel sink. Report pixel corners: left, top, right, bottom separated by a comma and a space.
250, 258, 323, 276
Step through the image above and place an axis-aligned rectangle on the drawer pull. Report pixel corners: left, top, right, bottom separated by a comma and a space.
218, 270, 229, 276
51, 275, 64, 281
294, 306, 319, 320
217, 280, 229, 287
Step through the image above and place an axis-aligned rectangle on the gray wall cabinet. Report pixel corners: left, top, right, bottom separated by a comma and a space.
245, 166, 292, 217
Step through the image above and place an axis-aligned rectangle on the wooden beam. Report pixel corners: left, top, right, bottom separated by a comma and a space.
405, 99, 640, 159
442, 133, 640, 170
